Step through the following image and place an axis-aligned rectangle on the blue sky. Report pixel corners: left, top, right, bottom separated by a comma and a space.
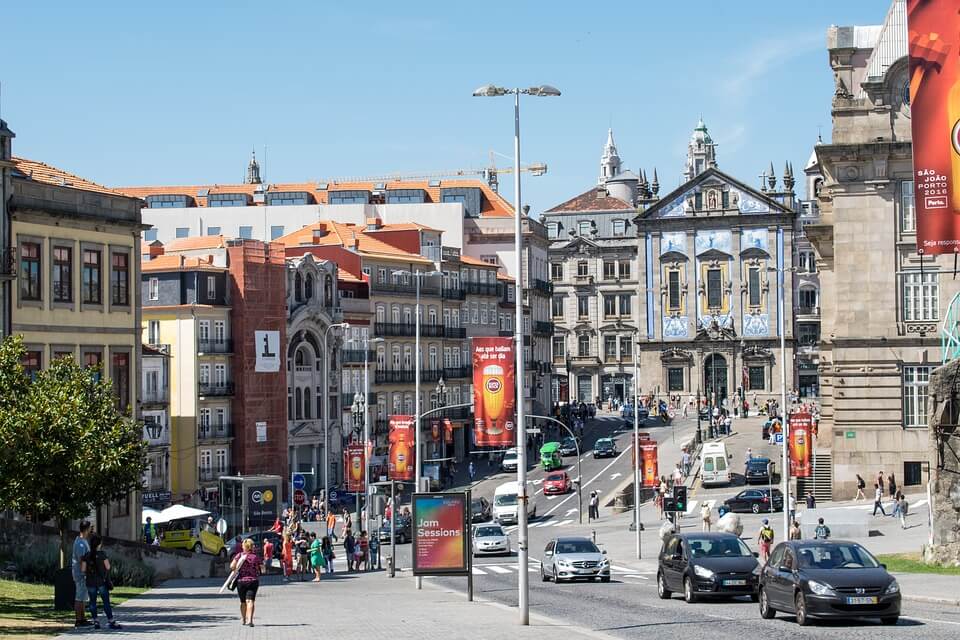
2, 1, 889, 214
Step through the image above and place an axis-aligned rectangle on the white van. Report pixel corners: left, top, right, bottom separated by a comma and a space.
700, 442, 731, 486
493, 481, 537, 525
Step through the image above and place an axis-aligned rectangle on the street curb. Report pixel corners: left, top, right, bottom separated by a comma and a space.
421, 576, 623, 640
903, 594, 960, 607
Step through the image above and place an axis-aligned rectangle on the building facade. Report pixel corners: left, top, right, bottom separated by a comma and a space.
9, 155, 143, 540
141, 343, 172, 507
807, 0, 938, 498
0, 119, 13, 336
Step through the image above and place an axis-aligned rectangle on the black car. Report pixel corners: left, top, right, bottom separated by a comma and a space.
592, 438, 617, 459
471, 497, 492, 522
758, 540, 901, 626
745, 457, 774, 484
378, 515, 412, 544
723, 488, 784, 514
657, 532, 760, 603
558, 436, 580, 456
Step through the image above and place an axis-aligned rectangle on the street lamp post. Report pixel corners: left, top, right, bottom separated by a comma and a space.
322, 322, 350, 516
351, 392, 365, 523
348, 335, 384, 533
474, 83, 560, 626
633, 340, 641, 559
770, 265, 791, 537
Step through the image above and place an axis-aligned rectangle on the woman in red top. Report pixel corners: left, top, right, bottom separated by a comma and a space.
281, 533, 293, 580
231, 539, 262, 627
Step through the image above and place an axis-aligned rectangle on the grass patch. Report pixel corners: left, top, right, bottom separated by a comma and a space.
0, 578, 146, 638
877, 553, 960, 576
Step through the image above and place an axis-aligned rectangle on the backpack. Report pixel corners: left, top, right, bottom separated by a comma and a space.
760, 527, 774, 542
815, 525, 830, 539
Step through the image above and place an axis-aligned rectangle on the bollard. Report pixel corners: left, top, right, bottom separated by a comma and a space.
591, 530, 596, 544
387, 555, 395, 578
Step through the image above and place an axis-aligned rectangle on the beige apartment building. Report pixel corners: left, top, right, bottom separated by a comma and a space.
807, 0, 937, 498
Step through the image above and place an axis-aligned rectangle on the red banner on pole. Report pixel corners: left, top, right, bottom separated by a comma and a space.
472, 337, 516, 447
388, 415, 416, 482
344, 443, 365, 493
640, 443, 659, 488
443, 417, 454, 445
909, 0, 960, 254
789, 412, 813, 478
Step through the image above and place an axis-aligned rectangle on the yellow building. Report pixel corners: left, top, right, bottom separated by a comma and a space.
8, 156, 143, 540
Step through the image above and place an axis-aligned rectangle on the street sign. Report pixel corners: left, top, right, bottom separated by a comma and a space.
293, 489, 307, 506
292, 473, 306, 490
329, 490, 339, 502
526, 428, 541, 435
774, 432, 784, 445
845, 431, 856, 439
216, 518, 227, 535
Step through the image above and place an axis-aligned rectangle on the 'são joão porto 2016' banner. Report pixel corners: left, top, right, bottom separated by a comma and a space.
344, 443, 365, 493
908, 0, 960, 254
789, 411, 813, 478
412, 492, 469, 576
472, 337, 516, 447
388, 415, 415, 482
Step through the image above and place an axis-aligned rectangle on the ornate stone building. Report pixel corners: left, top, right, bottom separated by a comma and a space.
806, 0, 945, 498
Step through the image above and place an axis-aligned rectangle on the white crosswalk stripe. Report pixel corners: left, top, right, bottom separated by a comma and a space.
488, 566, 511, 574
550, 519, 574, 527
472, 567, 486, 575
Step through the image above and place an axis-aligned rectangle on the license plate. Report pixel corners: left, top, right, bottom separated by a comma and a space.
723, 579, 747, 586
845, 596, 878, 605
576, 569, 595, 574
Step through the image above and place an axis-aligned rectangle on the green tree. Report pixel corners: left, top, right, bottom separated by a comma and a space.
0, 335, 147, 567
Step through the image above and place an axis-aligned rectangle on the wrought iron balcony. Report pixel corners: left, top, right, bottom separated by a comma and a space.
375, 369, 415, 384
197, 339, 233, 354
442, 288, 466, 300
371, 281, 439, 297
533, 279, 554, 295
341, 349, 376, 364
443, 366, 471, 379
198, 423, 233, 440
198, 382, 234, 397
374, 322, 445, 338
141, 388, 170, 404
463, 281, 499, 297
444, 327, 466, 339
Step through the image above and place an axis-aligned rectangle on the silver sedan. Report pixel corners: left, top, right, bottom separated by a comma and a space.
472, 524, 511, 556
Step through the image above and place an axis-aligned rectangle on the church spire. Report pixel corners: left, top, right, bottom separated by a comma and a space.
245, 149, 262, 185
684, 118, 717, 180
599, 128, 621, 184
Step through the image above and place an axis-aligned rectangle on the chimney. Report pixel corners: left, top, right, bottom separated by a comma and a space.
366, 216, 383, 231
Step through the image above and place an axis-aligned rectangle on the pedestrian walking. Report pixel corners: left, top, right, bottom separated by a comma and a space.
343, 529, 357, 571
262, 536, 275, 575
281, 533, 293, 580
326, 510, 337, 541
72, 520, 92, 628
341, 509, 352, 540
888, 474, 898, 513
588, 491, 599, 521
805, 491, 816, 510
358, 531, 370, 571
877, 470, 885, 493
813, 518, 831, 539
681, 450, 691, 477
321, 535, 335, 573
757, 519, 774, 563
788, 520, 802, 540
468, 460, 476, 481
788, 493, 796, 523
309, 533, 324, 582
672, 464, 684, 486
231, 539, 262, 627
872, 484, 887, 516
142, 517, 157, 545
898, 494, 909, 529
84, 533, 121, 630
855, 474, 866, 501
700, 503, 712, 532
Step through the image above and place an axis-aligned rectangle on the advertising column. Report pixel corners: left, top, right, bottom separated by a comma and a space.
344, 443, 365, 493
908, 0, 960, 254
472, 337, 517, 447
388, 415, 416, 482
411, 492, 469, 576
789, 411, 812, 478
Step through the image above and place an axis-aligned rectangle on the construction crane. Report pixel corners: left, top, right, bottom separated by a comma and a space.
323, 160, 547, 194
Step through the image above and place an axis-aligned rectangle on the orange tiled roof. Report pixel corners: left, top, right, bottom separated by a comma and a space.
496, 272, 515, 282
368, 222, 442, 233
12, 156, 131, 197
459, 255, 497, 268
141, 254, 224, 273
164, 235, 227, 252
118, 178, 513, 217
277, 220, 434, 264
545, 187, 634, 213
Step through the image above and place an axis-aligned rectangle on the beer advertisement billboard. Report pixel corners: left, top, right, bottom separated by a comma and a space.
412, 492, 469, 576
388, 415, 416, 482
908, 0, 960, 254
640, 443, 659, 487
472, 337, 516, 447
789, 412, 813, 478
344, 443, 365, 493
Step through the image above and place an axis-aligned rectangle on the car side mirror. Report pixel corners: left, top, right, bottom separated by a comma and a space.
753, 552, 759, 558
544, 550, 553, 557
880, 563, 887, 570
602, 549, 608, 555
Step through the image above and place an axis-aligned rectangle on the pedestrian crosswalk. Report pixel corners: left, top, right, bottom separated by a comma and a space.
501, 518, 577, 534
684, 499, 716, 515
468, 562, 654, 580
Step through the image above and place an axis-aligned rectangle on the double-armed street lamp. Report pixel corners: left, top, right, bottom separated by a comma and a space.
473, 82, 560, 626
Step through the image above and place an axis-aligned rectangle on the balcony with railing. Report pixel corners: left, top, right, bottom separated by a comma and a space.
533, 279, 554, 295
371, 280, 440, 297
141, 387, 170, 404
533, 321, 554, 336
197, 339, 233, 355
442, 288, 465, 300
463, 281, 499, 297
341, 349, 376, 364
198, 423, 233, 440
444, 326, 466, 339
198, 382, 235, 397
796, 306, 821, 319
443, 365, 471, 379
375, 369, 415, 384
374, 322, 444, 338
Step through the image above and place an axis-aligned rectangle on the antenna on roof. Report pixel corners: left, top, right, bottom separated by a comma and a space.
263, 144, 267, 186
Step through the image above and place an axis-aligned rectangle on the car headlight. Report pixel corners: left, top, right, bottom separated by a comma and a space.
807, 580, 837, 596
751, 564, 762, 576
556, 559, 570, 567
885, 580, 900, 595
599, 558, 610, 567
694, 565, 715, 579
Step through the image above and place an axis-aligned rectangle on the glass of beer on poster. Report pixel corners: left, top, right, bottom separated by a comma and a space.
472, 337, 516, 447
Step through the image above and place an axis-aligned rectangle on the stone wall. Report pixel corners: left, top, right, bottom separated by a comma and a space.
0, 519, 224, 580
924, 361, 960, 566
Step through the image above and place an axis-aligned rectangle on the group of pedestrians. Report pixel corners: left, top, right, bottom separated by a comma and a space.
71, 520, 121, 630
866, 470, 910, 527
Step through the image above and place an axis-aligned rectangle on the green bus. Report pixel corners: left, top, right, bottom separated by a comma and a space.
540, 442, 563, 471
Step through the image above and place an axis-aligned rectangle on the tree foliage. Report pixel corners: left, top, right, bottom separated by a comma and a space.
0, 335, 146, 550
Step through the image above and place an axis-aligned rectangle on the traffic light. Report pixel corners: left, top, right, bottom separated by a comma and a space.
674, 486, 687, 513
663, 496, 677, 513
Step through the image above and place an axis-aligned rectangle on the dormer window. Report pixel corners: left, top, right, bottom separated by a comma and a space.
612, 220, 626, 236
578, 220, 591, 236
208, 193, 250, 207
547, 222, 561, 239
266, 191, 313, 206
146, 194, 192, 208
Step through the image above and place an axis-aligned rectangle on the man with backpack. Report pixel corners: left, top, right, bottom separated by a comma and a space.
757, 519, 775, 562
813, 517, 831, 539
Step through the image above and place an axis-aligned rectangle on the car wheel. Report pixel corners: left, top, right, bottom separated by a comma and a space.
795, 591, 810, 626
553, 567, 561, 584
657, 572, 672, 599
749, 593, 759, 603
193, 543, 203, 554
881, 617, 899, 626
684, 577, 698, 603
759, 588, 776, 618
751, 503, 761, 514
601, 576, 610, 583
540, 564, 550, 582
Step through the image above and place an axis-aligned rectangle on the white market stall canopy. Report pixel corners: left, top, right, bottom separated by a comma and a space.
141, 504, 211, 525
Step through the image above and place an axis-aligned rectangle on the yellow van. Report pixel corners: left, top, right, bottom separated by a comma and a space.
159, 518, 227, 557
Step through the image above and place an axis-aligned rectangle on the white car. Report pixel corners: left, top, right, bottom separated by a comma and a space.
472, 523, 511, 556
501, 448, 518, 472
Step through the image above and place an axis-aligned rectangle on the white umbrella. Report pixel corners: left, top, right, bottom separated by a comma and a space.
158, 504, 211, 523
141, 507, 162, 524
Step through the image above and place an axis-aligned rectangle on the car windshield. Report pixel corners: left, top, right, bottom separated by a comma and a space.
494, 494, 517, 506
596, 440, 613, 448
562, 437, 576, 446
556, 540, 599, 554
546, 474, 564, 482
475, 526, 504, 537
687, 537, 752, 558
503, 452, 517, 460
796, 543, 880, 569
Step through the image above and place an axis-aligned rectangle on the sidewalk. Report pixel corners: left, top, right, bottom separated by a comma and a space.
57, 571, 609, 639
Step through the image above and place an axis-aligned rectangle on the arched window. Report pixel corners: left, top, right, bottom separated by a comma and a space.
295, 387, 303, 420
295, 273, 303, 303
303, 386, 312, 419
304, 274, 314, 300
295, 349, 305, 367
325, 276, 334, 306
